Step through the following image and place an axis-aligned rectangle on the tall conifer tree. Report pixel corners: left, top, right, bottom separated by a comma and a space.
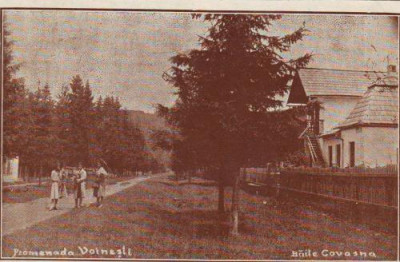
162, 14, 311, 234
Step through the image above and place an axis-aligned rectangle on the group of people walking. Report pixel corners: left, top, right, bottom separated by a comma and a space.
49, 162, 108, 210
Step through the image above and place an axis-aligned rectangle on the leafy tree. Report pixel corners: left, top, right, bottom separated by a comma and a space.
161, 14, 311, 234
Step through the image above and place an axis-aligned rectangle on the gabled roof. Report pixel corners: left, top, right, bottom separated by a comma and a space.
374, 75, 398, 86
339, 80, 398, 128
287, 68, 394, 104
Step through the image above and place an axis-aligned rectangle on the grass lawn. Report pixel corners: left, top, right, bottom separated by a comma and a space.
2, 176, 136, 204
2, 176, 397, 260
3, 181, 37, 187
2, 185, 49, 204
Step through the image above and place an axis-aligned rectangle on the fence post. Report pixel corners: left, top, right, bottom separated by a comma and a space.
275, 170, 281, 201
351, 177, 361, 223
384, 177, 394, 207
355, 177, 360, 201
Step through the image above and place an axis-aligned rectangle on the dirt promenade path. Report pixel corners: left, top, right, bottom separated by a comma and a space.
2, 173, 168, 236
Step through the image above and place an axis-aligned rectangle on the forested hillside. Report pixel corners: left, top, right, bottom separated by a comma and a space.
126, 110, 166, 133
126, 110, 171, 170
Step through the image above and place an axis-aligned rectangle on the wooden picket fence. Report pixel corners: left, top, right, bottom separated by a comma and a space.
282, 165, 398, 176
241, 166, 398, 208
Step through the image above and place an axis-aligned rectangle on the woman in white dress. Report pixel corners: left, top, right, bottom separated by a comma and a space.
77, 163, 87, 208
50, 167, 60, 211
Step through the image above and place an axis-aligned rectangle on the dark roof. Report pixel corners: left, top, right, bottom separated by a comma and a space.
339, 82, 398, 128
287, 68, 396, 104
373, 75, 398, 87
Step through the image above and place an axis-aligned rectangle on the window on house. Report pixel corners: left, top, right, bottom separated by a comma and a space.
336, 144, 341, 167
328, 146, 333, 167
349, 142, 355, 167
319, 120, 324, 134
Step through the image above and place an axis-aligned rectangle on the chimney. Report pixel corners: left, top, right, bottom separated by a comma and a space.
387, 64, 396, 73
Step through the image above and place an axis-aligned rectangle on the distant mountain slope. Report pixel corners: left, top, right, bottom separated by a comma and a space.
126, 110, 171, 169
126, 110, 167, 134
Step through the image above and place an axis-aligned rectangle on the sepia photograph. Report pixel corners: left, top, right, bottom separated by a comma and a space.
1, 3, 399, 261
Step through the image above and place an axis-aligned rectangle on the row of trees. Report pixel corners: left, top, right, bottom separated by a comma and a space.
3, 26, 161, 178
157, 14, 311, 235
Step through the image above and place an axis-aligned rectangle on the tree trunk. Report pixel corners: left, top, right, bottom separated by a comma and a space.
188, 171, 192, 184
218, 167, 225, 213
231, 168, 241, 235
39, 165, 42, 187
18, 158, 22, 180
218, 181, 225, 213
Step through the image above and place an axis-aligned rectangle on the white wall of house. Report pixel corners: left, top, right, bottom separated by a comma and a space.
321, 136, 343, 167
322, 126, 398, 168
2, 157, 19, 182
362, 127, 398, 167
317, 96, 361, 134
340, 128, 365, 167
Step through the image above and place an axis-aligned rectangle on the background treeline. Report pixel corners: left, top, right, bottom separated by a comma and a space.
3, 25, 164, 178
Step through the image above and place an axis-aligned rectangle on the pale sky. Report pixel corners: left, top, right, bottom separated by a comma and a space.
5, 11, 398, 112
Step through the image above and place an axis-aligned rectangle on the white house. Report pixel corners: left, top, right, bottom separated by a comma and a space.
287, 66, 398, 168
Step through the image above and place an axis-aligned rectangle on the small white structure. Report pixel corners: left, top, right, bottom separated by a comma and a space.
2, 156, 20, 182
287, 67, 398, 168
